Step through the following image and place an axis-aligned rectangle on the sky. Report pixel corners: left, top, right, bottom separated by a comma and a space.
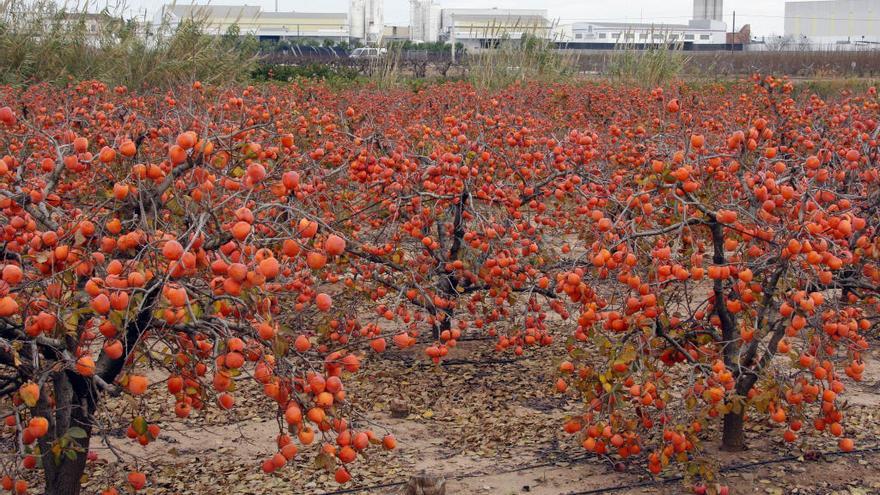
107, 0, 789, 36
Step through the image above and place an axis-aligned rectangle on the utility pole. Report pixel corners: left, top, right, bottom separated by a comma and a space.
450, 13, 455, 63
731, 10, 736, 51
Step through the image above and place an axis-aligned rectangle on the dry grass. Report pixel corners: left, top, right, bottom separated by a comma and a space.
464, 20, 578, 89
606, 32, 690, 87
0, 0, 257, 87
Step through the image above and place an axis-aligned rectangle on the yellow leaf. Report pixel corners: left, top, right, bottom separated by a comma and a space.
19, 382, 39, 408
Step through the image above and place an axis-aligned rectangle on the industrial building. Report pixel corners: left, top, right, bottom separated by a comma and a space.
440, 8, 552, 49
383, 25, 411, 41
784, 0, 880, 48
162, 4, 349, 42
163, 1, 382, 44
162, 3, 548, 48
568, 21, 727, 45
565, 0, 728, 46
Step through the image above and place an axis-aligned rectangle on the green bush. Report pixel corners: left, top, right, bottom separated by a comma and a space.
251, 63, 359, 83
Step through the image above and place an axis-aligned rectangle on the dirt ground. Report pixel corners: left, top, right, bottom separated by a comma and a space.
77, 336, 880, 495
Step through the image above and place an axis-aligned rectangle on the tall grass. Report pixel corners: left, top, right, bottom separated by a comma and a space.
368, 43, 406, 88
465, 20, 578, 89
0, 0, 258, 88
607, 31, 689, 87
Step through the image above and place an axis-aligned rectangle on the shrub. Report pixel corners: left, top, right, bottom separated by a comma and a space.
0, 0, 257, 88
607, 36, 689, 86
466, 26, 578, 88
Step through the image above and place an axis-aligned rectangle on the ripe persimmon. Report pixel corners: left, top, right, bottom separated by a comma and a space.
127, 471, 146, 490
294, 335, 311, 353
0, 296, 18, 317
325, 234, 346, 256
75, 356, 95, 376
128, 375, 148, 395
315, 293, 332, 311
119, 140, 136, 157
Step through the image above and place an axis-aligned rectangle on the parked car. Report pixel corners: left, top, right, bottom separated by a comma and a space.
349, 47, 384, 59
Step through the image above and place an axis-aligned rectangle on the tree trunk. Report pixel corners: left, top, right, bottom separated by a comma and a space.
33, 282, 157, 495
44, 445, 89, 495
429, 189, 468, 341
36, 371, 95, 495
431, 308, 452, 340
721, 409, 746, 451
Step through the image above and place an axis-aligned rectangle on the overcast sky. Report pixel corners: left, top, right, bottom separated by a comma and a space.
109, 0, 788, 36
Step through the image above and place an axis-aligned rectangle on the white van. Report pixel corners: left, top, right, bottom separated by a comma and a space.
349, 47, 385, 59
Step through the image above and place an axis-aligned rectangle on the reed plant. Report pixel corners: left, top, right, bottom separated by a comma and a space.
0, 0, 258, 87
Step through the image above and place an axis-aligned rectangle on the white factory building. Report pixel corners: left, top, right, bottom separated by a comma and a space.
409, 4, 554, 48
784, 0, 880, 48
440, 8, 552, 49
161, 2, 551, 47
564, 0, 728, 46
162, 4, 350, 41
567, 20, 728, 45
162, 2, 381, 44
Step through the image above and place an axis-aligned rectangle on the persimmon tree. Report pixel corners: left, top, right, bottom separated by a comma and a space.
556, 77, 879, 487
0, 81, 400, 495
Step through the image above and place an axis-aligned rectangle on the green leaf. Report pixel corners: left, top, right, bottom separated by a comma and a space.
67, 427, 87, 439
109, 311, 123, 328
65, 450, 77, 460
132, 416, 148, 436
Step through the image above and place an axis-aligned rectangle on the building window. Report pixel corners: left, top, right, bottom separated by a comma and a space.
639, 33, 648, 40
684, 34, 694, 40
611, 33, 619, 38
669, 34, 678, 40
625, 33, 634, 40
575, 33, 582, 39
598, 33, 606, 39
700, 34, 710, 40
